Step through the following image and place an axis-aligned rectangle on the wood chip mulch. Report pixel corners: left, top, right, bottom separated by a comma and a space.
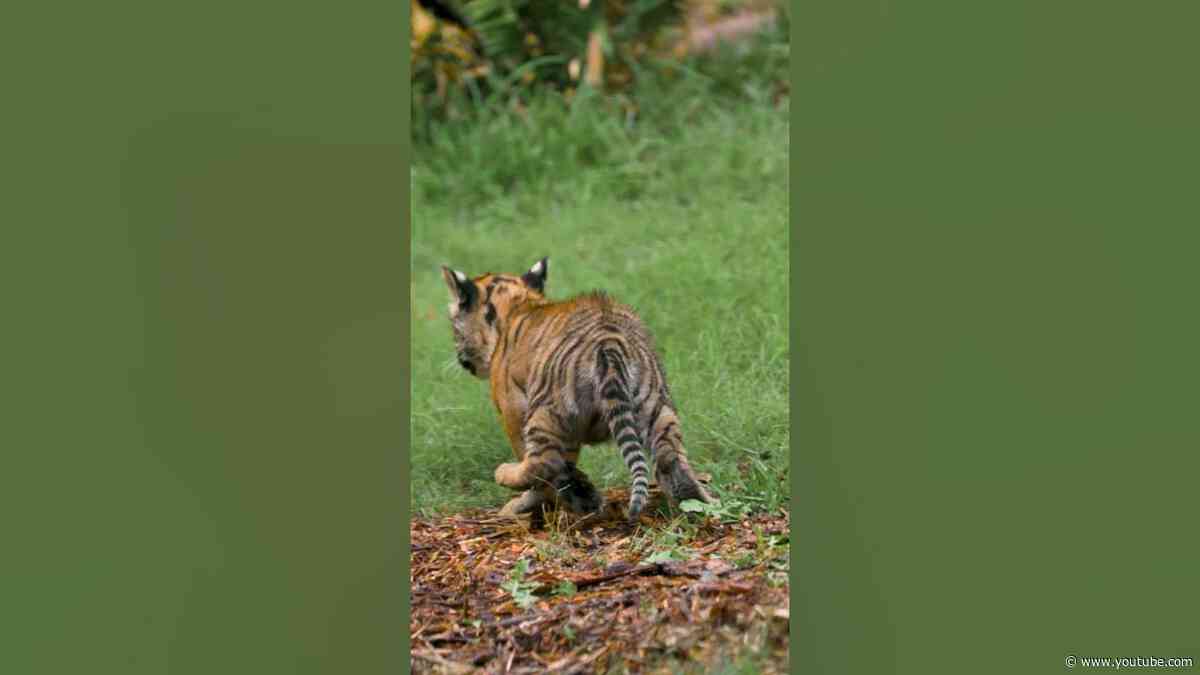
411, 488, 790, 674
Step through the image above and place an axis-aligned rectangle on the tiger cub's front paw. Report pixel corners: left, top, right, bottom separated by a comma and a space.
499, 490, 544, 517
494, 462, 526, 489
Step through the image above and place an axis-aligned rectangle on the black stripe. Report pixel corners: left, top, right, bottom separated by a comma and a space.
653, 421, 677, 449
498, 322, 511, 356
510, 314, 531, 345
527, 334, 581, 410
554, 316, 601, 349
531, 312, 570, 344
527, 431, 559, 445
598, 354, 625, 383
510, 377, 527, 396
635, 347, 658, 406
603, 385, 628, 402
600, 347, 630, 381
616, 431, 639, 446
596, 335, 628, 350
525, 429, 560, 444
527, 393, 550, 414
533, 323, 596, 396
491, 322, 509, 363
525, 365, 555, 411
646, 399, 666, 434
547, 331, 595, 385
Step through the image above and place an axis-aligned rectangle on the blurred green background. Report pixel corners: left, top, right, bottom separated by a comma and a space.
797, 2, 1200, 673
3, 2, 407, 673
408, 0, 791, 517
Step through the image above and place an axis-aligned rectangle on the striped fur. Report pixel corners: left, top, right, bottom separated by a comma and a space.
441, 257, 712, 523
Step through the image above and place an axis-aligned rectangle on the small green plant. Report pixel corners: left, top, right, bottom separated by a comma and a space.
753, 523, 786, 559
679, 497, 751, 523
500, 558, 541, 610
534, 539, 570, 562
633, 518, 696, 564
562, 624, 577, 642
733, 551, 757, 569
766, 545, 789, 586
552, 580, 577, 597
639, 596, 658, 617
644, 548, 689, 564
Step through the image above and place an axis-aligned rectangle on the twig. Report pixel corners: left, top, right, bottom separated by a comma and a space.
563, 510, 603, 533
481, 609, 564, 630
411, 649, 473, 674
423, 631, 471, 644
570, 563, 657, 590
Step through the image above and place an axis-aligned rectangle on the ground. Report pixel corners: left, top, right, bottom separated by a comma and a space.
411, 486, 789, 674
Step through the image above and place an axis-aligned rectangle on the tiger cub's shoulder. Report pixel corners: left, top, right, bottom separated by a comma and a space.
557, 289, 639, 316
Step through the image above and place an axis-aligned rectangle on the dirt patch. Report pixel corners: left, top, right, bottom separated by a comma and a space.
411, 488, 790, 674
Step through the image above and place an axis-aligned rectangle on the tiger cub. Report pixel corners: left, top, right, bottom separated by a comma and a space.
441, 257, 712, 522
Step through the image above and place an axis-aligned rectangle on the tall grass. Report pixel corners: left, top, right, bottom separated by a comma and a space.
410, 22, 789, 516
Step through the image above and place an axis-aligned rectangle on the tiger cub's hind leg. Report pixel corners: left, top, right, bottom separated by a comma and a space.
649, 406, 713, 506
493, 408, 602, 514
497, 463, 600, 519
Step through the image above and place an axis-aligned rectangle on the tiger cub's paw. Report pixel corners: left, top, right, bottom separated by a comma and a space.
499, 490, 544, 518
557, 465, 603, 514
658, 460, 713, 506
494, 462, 527, 489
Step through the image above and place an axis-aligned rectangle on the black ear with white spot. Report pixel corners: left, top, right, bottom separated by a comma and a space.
521, 257, 548, 293
441, 265, 477, 309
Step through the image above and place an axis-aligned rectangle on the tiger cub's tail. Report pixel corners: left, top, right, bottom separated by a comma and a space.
596, 343, 650, 522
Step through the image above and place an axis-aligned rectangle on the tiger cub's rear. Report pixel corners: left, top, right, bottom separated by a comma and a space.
441, 257, 712, 522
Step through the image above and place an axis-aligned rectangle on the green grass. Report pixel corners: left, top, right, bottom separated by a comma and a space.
410, 24, 789, 517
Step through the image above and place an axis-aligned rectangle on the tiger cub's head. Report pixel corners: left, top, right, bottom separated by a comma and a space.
440, 257, 548, 380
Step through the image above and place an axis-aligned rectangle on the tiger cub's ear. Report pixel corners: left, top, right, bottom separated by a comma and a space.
441, 266, 477, 309
521, 257, 549, 293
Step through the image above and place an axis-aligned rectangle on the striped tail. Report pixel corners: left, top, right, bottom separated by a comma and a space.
596, 343, 649, 522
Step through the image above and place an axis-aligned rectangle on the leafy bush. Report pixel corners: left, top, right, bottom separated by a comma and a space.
412, 0, 687, 116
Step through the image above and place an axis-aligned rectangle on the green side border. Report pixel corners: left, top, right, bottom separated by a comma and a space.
793, 1, 1200, 673
400, 0, 413, 672
6, 1, 414, 672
